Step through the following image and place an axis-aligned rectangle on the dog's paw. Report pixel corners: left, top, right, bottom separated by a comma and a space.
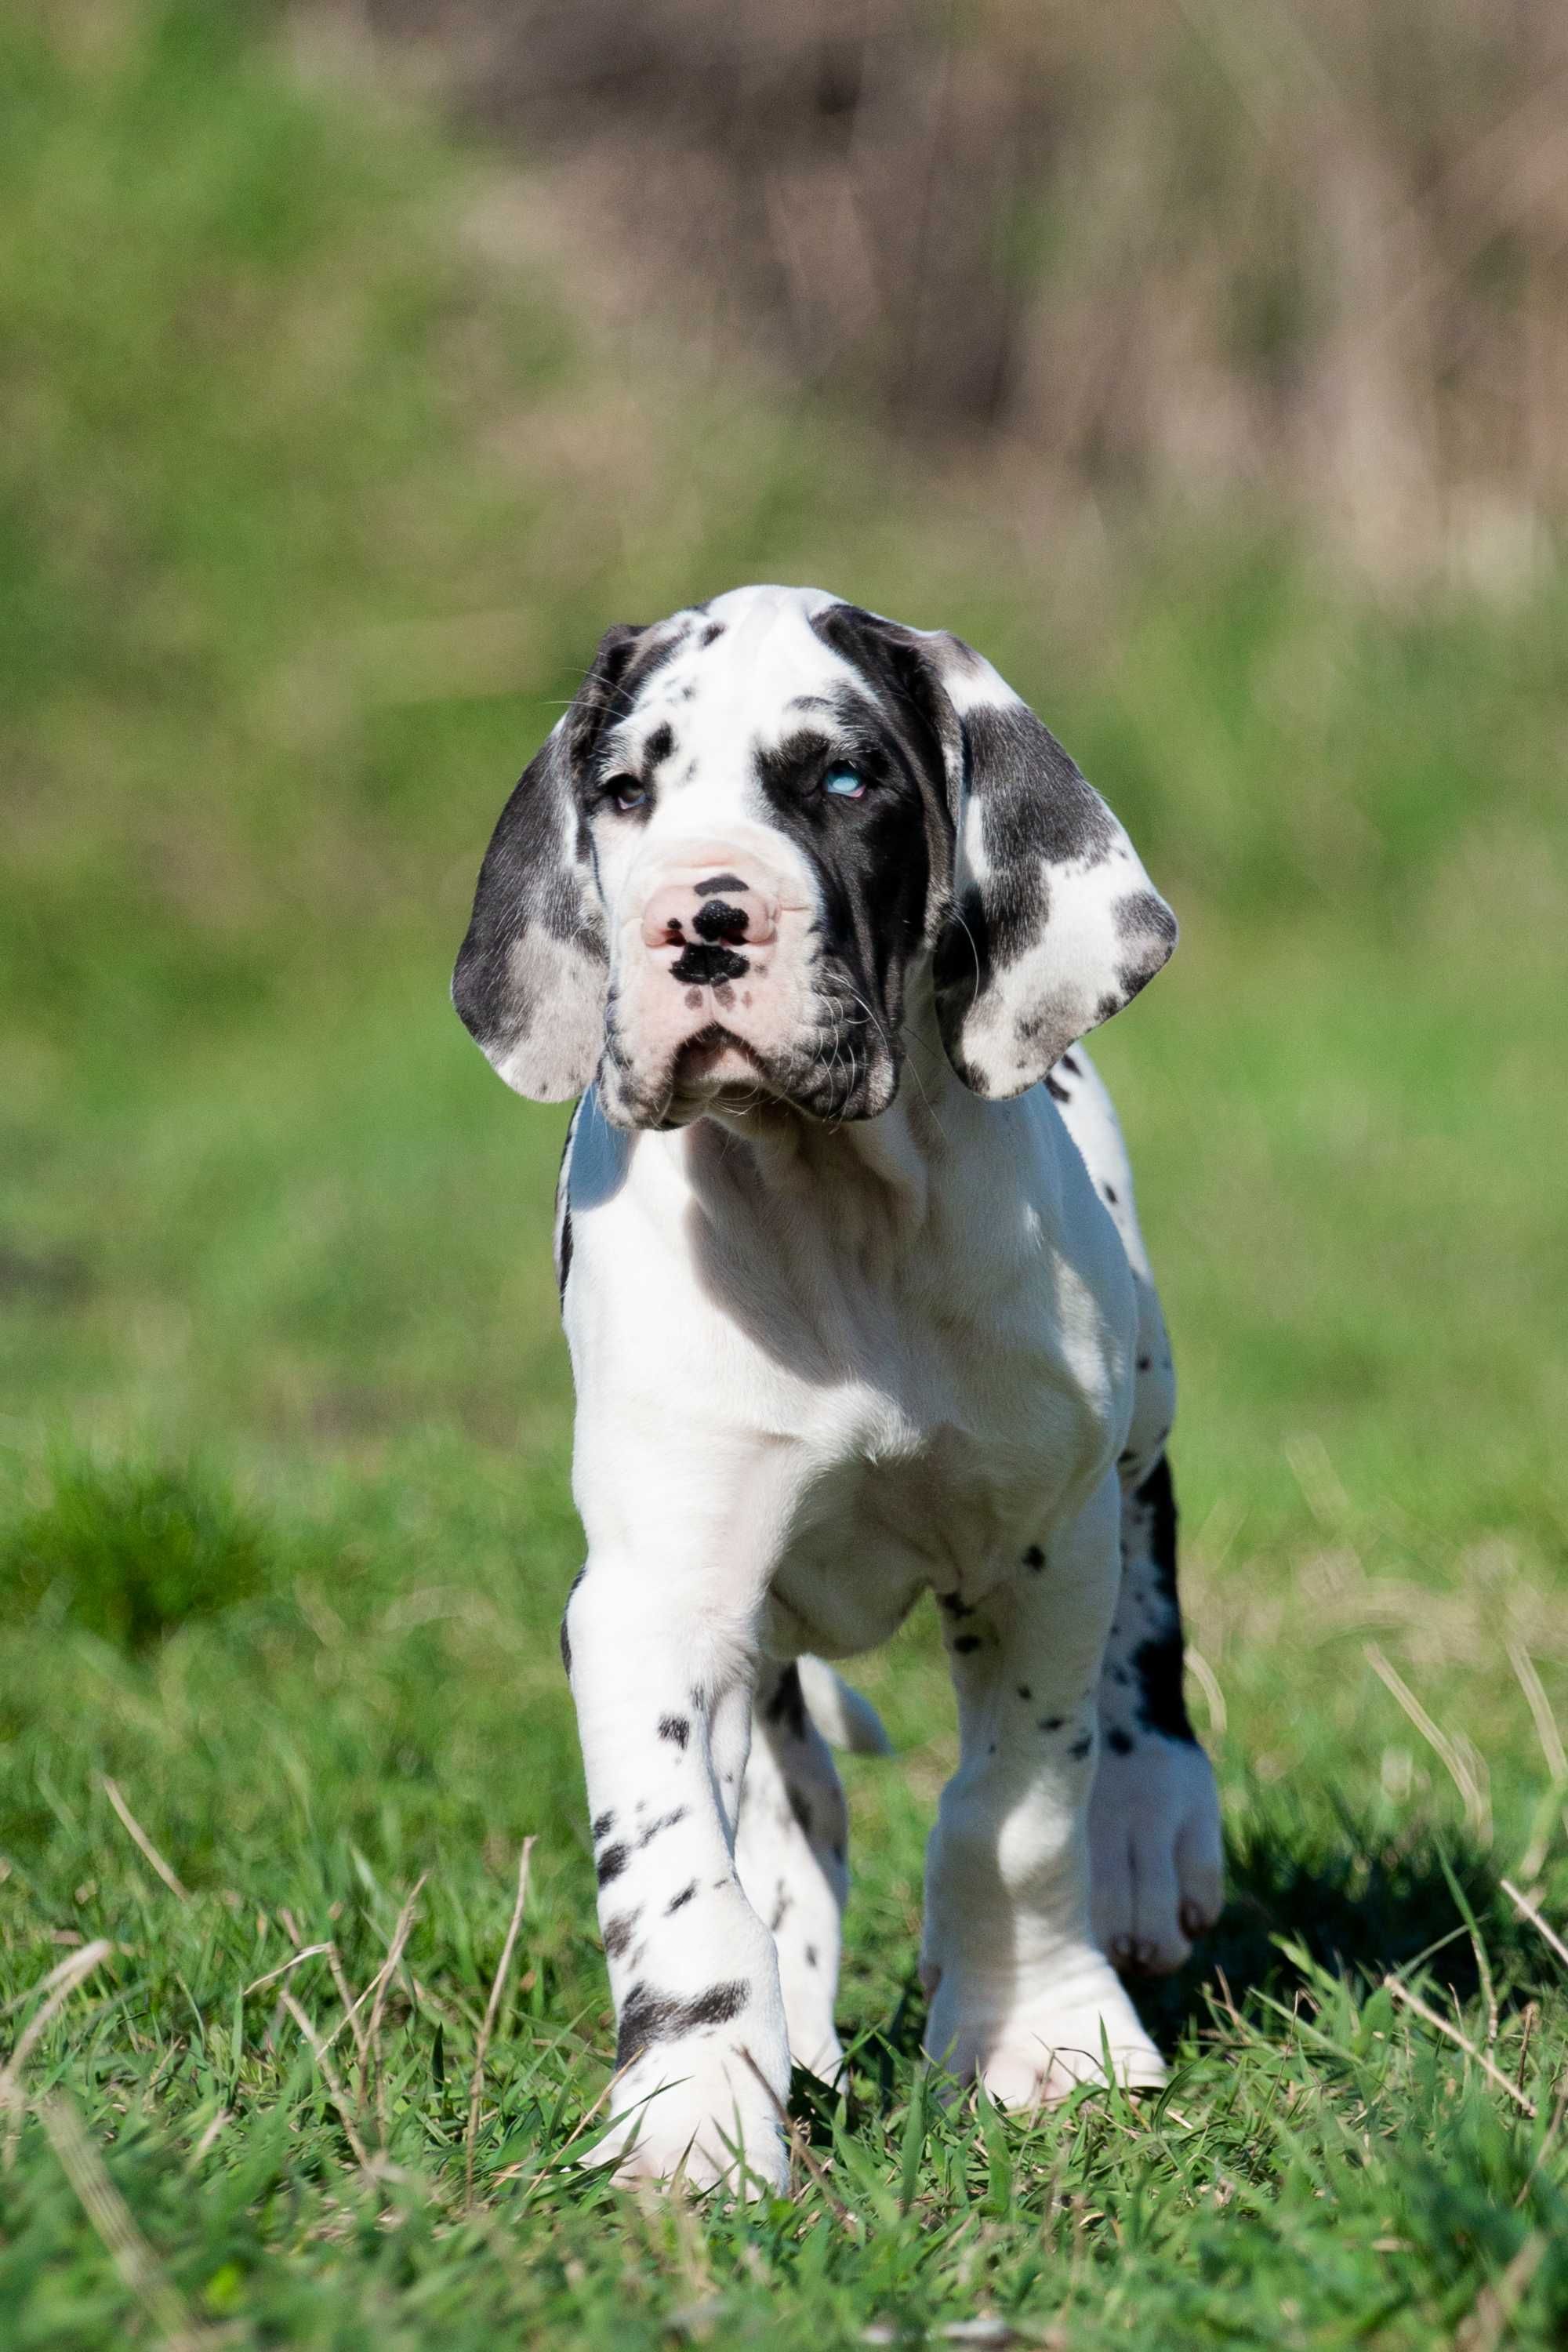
1088, 1730, 1224, 1975
924, 1951, 1166, 2108
581, 2036, 791, 2198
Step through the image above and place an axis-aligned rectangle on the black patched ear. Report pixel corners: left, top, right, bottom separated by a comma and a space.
816, 604, 1176, 1100
452, 623, 645, 1101
931, 679, 1177, 1097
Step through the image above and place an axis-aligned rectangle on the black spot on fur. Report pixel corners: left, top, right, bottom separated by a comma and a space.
659, 1715, 691, 1749
637, 1806, 688, 1849
695, 872, 746, 896
1040, 1715, 1065, 1733
603, 1911, 639, 1959
1106, 1727, 1134, 1755
1068, 1733, 1093, 1761
1102, 1183, 1119, 1205
699, 621, 725, 648
1017, 1684, 1033, 1700
560, 1563, 586, 1678
592, 1809, 616, 1842
804, 1944, 818, 1969
644, 721, 675, 770
666, 1881, 697, 1914
1045, 1073, 1070, 1102
1127, 1455, 1196, 1744
937, 1591, 974, 1618
764, 1664, 808, 1740
788, 1789, 815, 1838
556, 1204, 573, 1299
615, 1977, 748, 2071
953, 1634, 982, 1655
597, 1842, 629, 1886
1113, 890, 1178, 998
1060, 1052, 1082, 1076
1022, 1545, 1045, 1570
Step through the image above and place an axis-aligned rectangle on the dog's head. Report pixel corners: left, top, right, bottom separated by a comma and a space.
453, 586, 1174, 1129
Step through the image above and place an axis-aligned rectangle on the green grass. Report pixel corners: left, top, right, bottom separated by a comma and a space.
2, 5, 1566, 2345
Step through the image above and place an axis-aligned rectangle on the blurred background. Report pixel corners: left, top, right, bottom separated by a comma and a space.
2, 0, 1566, 1964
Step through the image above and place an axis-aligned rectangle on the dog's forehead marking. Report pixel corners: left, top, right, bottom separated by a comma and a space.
612, 589, 869, 786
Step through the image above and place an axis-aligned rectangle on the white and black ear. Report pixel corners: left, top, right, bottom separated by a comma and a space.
927, 648, 1177, 1098
815, 605, 1176, 1100
452, 623, 645, 1102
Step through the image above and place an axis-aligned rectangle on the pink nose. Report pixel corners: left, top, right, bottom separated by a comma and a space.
641, 872, 779, 953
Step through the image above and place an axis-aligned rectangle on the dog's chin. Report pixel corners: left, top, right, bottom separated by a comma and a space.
601, 1025, 899, 1132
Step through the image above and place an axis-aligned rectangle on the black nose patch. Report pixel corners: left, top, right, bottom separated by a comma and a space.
692, 898, 749, 945
695, 873, 746, 897
670, 942, 750, 985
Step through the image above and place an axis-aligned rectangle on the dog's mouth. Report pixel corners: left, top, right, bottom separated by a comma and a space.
603, 994, 901, 1132
670, 1025, 769, 1098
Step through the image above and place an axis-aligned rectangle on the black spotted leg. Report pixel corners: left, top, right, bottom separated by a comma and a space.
562, 1566, 792, 2195
1090, 1452, 1224, 1972
920, 1476, 1166, 2107
733, 1661, 849, 2083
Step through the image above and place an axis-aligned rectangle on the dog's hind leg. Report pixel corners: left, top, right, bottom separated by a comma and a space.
734, 1661, 850, 2084
1046, 1047, 1225, 1973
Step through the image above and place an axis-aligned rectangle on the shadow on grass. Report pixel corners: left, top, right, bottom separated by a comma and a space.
832, 1799, 1537, 2114
1125, 1798, 1532, 2053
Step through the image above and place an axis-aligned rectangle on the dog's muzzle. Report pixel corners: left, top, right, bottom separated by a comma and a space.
641, 869, 779, 986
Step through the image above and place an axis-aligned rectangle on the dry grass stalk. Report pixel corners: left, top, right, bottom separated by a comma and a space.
1184, 1643, 1227, 1736
1383, 1976, 1536, 2119
360, 1872, 430, 2130
240, 1942, 333, 1999
279, 1991, 376, 2176
0, 1939, 116, 2169
1453, 2227, 1548, 2352
1506, 1639, 1567, 1783
1501, 1879, 1568, 1975
100, 1777, 190, 1902
328, 1945, 371, 2066
187, 2107, 234, 2165
1365, 1645, 1490, 1843
465, 1838, 534, 2201
36, 2089, 212, 2352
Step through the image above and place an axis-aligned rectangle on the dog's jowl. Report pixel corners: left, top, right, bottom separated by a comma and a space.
454, 586, 1224, 2194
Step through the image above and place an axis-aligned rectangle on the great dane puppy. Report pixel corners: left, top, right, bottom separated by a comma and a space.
453, 584, 1224, 2194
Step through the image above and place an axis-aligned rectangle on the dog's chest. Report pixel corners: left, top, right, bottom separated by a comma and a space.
764, 1275, 1120, 1661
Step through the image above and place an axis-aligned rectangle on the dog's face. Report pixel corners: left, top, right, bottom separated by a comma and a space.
454, 586, 1175, 1129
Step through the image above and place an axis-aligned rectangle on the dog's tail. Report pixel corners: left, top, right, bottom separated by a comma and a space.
797, 1655, 893, 1755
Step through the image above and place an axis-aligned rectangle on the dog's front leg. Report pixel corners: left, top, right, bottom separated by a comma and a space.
564, 1563, 791, 2196
921, 1475, 1165, 2107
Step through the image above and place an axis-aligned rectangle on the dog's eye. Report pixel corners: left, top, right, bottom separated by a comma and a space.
823, 764, 866, 800
605, 777, 648, 813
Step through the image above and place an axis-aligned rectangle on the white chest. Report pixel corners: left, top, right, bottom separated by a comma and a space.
762, 1276, 1127, 1660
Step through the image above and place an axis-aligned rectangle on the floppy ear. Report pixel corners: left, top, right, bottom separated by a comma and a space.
452, 623, 645, 1101
815, 605, 1177, 1100
924, 641, 1177, 1098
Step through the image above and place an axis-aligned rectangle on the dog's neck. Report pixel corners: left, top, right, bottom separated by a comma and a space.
693, 962, 997, 1238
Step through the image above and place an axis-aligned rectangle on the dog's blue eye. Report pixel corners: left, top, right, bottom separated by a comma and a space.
608, 779, 648, 813
823, 765, 866, 800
